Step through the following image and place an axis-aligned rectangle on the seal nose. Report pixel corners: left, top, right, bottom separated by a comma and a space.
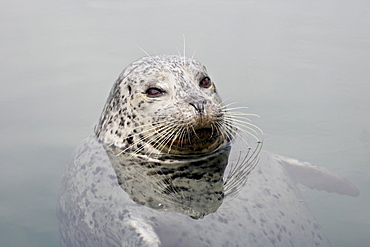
189, 101, 206, 114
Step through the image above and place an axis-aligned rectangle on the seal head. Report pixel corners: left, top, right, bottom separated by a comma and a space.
95, 54, 233, 155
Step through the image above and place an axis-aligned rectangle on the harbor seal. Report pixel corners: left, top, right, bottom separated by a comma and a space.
57, 54, 359, 247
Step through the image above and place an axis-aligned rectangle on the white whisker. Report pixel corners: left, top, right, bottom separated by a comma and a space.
182, 34, 186, 66
136, 46, 161, 70
191, 49, 196, 63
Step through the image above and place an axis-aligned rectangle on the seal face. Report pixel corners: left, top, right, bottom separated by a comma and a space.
95, 54, 233, 155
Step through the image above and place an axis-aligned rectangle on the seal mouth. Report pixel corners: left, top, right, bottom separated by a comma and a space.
148, 116, 229, 155
169, 128, 214, 146
154, 127, 227, 155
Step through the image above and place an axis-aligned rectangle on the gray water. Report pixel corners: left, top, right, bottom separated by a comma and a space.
1, 0, 369, 246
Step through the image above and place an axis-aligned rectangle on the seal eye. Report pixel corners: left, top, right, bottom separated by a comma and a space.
146, 87, 163, 98
199, 77, 212, 88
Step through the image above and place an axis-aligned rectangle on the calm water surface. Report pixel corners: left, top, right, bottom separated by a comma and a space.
1, 0, 369, 246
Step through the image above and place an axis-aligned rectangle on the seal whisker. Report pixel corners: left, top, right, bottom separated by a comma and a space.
232, 126, 261, 142
209, 122, 215, 139
146, 123, 181, 151
182, 34, 186, 66
224, 117, 262, 136
177, 126, 188, 149
222, 106, 250, 111
225, 142, 261, 185
116, 123, 178, 156
175, 46, 182, 59
221, 107, 263, 140
145, 119, 190, 155
166, 131, 181, 154
224, 114, 253, 123
224, 141, 262, 200
168, 125, 189, 153
226, 148, 253, 184
136, 46, 162, 70
127, 121, 176, 138
190, 125, 200, 140
213, 121, 234, 143
190, 49, 196, 64
153, 115, 195, 154
225, 112, 260, 119
224, 150, 250, 192
161, 125, 183, 154
219, 101, 238, 109
218, 118, 254, 144
152, 127, 180, 155
186, 126, 193, 145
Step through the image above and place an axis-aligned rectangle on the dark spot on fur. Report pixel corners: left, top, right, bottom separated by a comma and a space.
127, 136, 134, 144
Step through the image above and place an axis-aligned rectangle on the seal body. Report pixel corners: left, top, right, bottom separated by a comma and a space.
58, 134, 358, 247
58, 55, 359, 247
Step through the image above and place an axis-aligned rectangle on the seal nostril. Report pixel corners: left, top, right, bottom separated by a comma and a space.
189, 101, 206, 114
